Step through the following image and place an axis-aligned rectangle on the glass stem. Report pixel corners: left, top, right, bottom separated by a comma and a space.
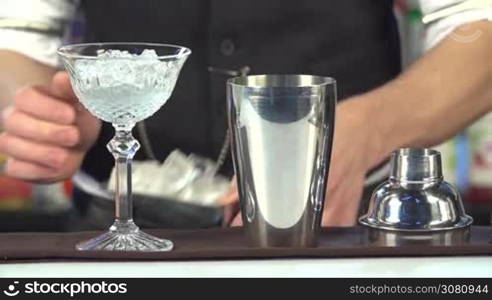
107, 124, 140, 228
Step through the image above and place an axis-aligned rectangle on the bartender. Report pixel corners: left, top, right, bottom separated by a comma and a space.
0, 0, 491, 228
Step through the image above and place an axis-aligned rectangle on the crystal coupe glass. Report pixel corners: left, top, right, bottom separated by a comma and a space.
58, 43, 191, 251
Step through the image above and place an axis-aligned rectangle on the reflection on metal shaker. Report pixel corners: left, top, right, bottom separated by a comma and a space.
227, 75, 336, 247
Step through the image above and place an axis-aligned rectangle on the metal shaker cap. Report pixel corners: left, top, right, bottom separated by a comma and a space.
360, 147, 473, 232
390, 148, 443, 183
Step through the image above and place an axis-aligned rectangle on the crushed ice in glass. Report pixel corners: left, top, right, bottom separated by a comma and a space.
71, 49, 185, 125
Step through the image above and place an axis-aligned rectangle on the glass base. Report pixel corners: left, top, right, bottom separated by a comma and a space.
76, 221, 173, 252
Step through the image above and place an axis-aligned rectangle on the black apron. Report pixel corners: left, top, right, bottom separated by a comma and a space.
79, 0, 401, 182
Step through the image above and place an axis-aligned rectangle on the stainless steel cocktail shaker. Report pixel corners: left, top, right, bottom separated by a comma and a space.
227, 74, 336, 247
360, 148, 473, 231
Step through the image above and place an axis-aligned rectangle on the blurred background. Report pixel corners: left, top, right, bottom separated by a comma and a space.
395, 0, 492, 226
0, 0, 490, 232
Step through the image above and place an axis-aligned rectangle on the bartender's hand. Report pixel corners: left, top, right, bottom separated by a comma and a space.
220, 176, 240, 227
321, 98, 387, 226
223, 97, 389, 227
0, 71, 101, 183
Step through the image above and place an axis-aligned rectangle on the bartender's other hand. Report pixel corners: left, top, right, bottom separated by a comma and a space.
219, 176, 242, 227
322, 98, 387, 227
0, 71, 101, 183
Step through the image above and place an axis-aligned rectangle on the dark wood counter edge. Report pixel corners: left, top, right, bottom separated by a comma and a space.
1, 254, 491, 265
0, 226, 490, 263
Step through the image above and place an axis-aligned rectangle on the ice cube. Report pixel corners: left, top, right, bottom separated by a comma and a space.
161, 150, 199, 188
188, 153, 219, 176
177, 175, 230, 206
107, 160, 162, 196
140, 49, 158, 58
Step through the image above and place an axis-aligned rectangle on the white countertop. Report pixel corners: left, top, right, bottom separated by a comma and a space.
1, 256, 491, 277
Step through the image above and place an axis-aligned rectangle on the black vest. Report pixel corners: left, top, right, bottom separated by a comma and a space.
80, 0, 401, 182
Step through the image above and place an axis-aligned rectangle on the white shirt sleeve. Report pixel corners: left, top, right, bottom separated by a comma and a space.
419, 0, 492, 50
0, 0, 77, 67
